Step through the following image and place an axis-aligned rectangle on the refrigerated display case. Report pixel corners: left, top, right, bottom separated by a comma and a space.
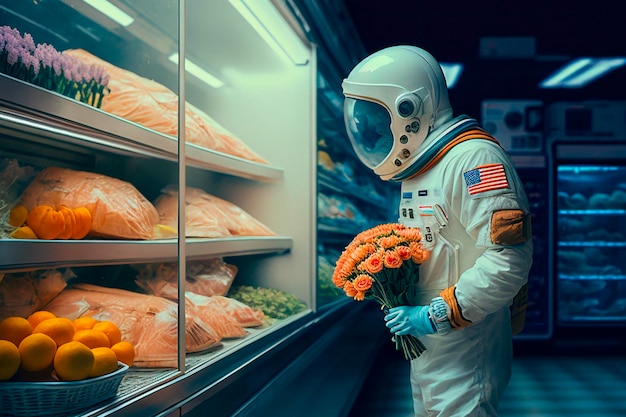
287, 1, 400, 309
315, 66, 399, 307
0, 1, 392, 416
550, 141, 626, 330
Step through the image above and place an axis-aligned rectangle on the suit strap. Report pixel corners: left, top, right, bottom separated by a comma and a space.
407, 128, 501, 179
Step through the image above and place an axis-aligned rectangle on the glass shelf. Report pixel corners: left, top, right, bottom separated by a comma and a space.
559, 274, 626, 281
559, 209, 626, 215
558, 241, 626, 247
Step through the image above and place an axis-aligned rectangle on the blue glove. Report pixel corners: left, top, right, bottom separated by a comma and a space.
384, 306, 436, 337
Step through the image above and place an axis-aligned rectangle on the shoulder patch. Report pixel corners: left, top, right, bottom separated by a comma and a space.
490, 209, 529, 245
463, 163, 509, 196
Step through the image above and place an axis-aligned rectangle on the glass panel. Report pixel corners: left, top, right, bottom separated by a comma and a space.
315, 67, 400, 308
2, 0, 315, 413
0, 0, 181, 413
556, 165, 626, 323
181, 0, 312, 372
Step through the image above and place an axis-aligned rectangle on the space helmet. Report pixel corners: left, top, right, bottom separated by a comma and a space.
342, 45, 453, 181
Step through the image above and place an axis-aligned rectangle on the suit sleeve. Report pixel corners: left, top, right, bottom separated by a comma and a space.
439, 142, 533, 326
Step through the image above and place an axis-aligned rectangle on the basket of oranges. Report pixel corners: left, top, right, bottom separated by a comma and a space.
0, 312, 135, 417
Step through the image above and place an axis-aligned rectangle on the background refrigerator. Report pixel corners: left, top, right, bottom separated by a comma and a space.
549, 138, 626, 349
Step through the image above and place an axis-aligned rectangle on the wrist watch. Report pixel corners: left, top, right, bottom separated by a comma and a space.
429, 296, 451, 335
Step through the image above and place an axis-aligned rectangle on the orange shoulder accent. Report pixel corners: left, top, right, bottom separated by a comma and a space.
439, 286, 472, 329
407, 129, 501, 179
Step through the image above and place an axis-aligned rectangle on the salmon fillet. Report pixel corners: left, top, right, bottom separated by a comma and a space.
44, 283, 222, 368
18, 166, 159, 240
154, 186, 276, 238
186, 292, 265, 328
134, 259, 238, 299
186, 294, 249, 340
62, 49, 269, 165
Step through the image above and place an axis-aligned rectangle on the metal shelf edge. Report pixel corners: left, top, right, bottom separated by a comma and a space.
0, 236, 293, 271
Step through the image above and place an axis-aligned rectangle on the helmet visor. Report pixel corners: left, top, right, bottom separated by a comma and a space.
343, 98, 393, 169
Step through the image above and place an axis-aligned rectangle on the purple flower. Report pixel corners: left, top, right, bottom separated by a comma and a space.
1, 25, 109, 108
34, 43, 57, 68
18, 48, 31, 65
73, 64, 84, 83
52, 58, 62, 76
22, 33, 35, 52
6, 45, 18, 65
29, 55, 40, 76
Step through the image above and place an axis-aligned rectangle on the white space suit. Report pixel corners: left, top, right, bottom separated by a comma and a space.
342, 46, 533, 416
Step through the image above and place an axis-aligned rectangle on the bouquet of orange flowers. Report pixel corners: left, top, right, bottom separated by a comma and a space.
332, 223, 431, 360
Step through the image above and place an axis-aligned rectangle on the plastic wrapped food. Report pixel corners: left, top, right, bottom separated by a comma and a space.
63, 49, 269, 164
186, 292, 265, 328
44, 283, 222, 368
0, 159, 38, 232
134, 259, 238, 299
0, 269, 72, 319
154, 185, 276, 238
17, 166, 159, 240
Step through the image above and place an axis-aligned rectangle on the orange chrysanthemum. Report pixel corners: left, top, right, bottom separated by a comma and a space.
409, 241, 430, 264
377, 235, 401, 249
397, 227, 422, 242
335, 251, 348, 271
343, 281, 358, 298
342, 256, 358, 275
396, 245, 412, 261
332, 271, 348, 288
353, 223, 398, 244
354, 290, 366, 301
330, 223, 430, 360
353, 274, 373, 292
350, 243, 376, 263
383, 248, 403, 269
359, 251, 384, 274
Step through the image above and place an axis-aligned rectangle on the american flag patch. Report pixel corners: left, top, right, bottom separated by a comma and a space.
463, 163, 509, 195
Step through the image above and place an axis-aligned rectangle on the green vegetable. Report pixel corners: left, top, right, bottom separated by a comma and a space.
317, 255, 344, 302
228, 286, 307, 320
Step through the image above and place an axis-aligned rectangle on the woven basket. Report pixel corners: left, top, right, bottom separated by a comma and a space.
0, 362, 128, 417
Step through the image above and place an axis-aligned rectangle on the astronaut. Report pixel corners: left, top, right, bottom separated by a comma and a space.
342, 45, 533, 416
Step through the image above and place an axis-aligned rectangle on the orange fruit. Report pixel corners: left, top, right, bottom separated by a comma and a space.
71, 207, 92, 240
73, 316, 98, 331
9, 225, 38, 239
0, 340, 21, 380
53, 341, 94, 381
0, 316, 33, 347
18, 333, 57, 372
110, 341, 135, 367
32, 317, 75, 346
89, 347, 119, 378
27, 310, 57, 328
55, 206, 76, 240
73, 329, 110, 349
26, 205, 65, 240
92, 321, 122, 346
8, 205, 28, 227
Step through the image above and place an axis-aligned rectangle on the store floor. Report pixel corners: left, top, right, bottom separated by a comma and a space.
348, 343, 626, 417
